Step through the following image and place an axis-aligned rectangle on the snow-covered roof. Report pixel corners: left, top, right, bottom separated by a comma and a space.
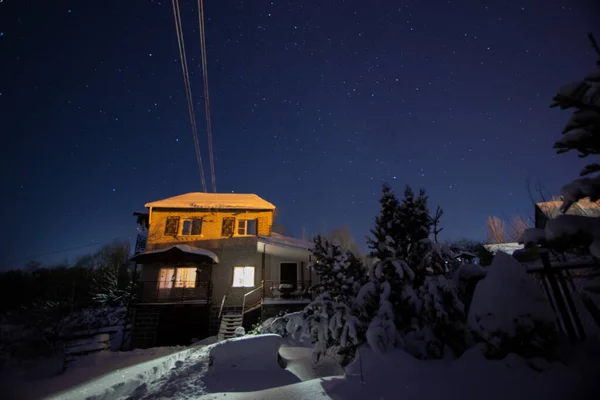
258, 232, 313, 251
131, 244, 219, 263
536, 198, 600, 219
483, 242, 524, 255
145, 193, 276, 210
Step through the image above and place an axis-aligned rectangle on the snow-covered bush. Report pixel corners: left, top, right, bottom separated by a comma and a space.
288, 294, 362, 364
358, 281, 399, 355
468, 252, 559, 360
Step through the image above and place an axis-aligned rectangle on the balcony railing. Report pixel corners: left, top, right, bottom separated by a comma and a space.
135, 280, 210, 303
263, 280, 312, 301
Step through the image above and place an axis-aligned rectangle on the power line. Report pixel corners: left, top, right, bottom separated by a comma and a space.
171, 0, 208, 192
197, 0, 217, 192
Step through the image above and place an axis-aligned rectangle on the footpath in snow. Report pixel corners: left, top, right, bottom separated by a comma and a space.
24, 333, 600, 400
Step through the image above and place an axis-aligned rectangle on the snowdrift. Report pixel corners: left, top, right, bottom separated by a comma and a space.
468, 252, 558, 358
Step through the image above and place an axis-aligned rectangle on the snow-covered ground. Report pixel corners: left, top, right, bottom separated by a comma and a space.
5, 333, 599, 400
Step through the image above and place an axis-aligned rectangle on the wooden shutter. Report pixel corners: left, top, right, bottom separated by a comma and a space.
191, 218, 203, 235
164, 216, 180, 236
257, 216, 269, 235
221, 217, 235, 237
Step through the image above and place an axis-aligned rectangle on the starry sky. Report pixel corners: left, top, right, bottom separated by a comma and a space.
1, 0, 599, 270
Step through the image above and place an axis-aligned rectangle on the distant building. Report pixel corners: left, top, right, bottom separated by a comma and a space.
534, 199, 600, 229
483, 242, 524, 256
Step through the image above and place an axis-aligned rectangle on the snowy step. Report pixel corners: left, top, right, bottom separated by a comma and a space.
218, 313, 244, 341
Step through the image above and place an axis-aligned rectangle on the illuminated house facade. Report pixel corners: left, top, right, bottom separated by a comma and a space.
130, 193, 316, 348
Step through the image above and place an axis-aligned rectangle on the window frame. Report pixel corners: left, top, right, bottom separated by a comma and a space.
232, 266, 255, 288
181, 217, 203, 236
236, 219, 257, 236
157, 267, 197, 289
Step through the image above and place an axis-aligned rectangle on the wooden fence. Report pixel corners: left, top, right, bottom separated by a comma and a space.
525, 253, 600, 343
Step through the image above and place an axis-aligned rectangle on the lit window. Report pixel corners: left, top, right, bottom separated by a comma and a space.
158, 268, 175, 288
232, 266, 255, 287
175, 267, 197, 288
158, 267, 196, 288
182, 218, 202, 236
237, 219, 257, 236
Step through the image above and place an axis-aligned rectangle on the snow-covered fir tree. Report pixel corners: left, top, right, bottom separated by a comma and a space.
366, 185, 417, 332
396, 187, 432, 267
404, 240, 473, 359
366, 184, 471, 359
310, 235, 366, 302
285, 235, 368, 364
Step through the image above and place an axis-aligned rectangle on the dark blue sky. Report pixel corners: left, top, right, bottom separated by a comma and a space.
1, 0, 598, 269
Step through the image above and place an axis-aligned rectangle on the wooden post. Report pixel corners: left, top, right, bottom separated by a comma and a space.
556, 269, 586, 340
540, 252, 577, 342
261, 246, 267, 299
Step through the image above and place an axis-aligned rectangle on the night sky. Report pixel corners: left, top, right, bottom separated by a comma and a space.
1, 0, 599, 269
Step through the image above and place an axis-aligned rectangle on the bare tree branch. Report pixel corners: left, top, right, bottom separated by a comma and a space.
486, 216, 506, 243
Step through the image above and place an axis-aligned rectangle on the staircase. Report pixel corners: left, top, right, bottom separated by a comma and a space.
217, 313, 243, 341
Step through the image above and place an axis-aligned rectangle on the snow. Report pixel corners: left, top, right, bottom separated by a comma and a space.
483, 242, 524, 255
258, 232, 313, 251
544, 214, 600, 258
12, 332, 600, 400
468, 252, 557, 348
456, 263, 488, 279
1, 346, 188, 400
144, 193, 276, 210
133, 244, 220, 263
559, 177, 600, 212
520, 228, 547, 246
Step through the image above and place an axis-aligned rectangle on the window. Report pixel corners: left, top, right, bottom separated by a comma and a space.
236, 219, 257, 236
222, 217, 235, 236
232, 266, 255, 287
164, 216, 180, 236
158, 267, 196, 288
175, 267, 197, 288
182, 218, 202, 236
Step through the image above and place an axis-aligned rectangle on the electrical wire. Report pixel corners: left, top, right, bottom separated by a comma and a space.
198, 0, 217, 192
171, 0, 208, 192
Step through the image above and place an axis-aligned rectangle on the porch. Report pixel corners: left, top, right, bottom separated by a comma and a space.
130, 244, 219, 305
135, 280, 211, 304
239, 280, 313, 315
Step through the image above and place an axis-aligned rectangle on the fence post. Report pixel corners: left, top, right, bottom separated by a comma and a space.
555, 270, 586, 340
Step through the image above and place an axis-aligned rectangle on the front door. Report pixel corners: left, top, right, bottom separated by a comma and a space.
280, 262, 298, 292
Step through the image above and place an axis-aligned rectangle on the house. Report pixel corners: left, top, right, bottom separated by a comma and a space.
534, 198, 600, 229
129, 192, 316, 348
483, 242, 524, 256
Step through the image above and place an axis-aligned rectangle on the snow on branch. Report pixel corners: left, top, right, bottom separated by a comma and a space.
559, 175, 600, 212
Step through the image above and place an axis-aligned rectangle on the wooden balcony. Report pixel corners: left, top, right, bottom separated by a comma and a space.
135, 280, 211, 304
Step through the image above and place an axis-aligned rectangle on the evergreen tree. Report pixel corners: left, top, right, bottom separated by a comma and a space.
290, 235, 368, 364
521, 33, 600, 258
310, 235, 366, 302
551, 34, 600, 212
366, 185, 416, 332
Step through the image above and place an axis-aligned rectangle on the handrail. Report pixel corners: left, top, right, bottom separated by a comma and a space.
242, 284, 264, 314
218, 293, 228, 320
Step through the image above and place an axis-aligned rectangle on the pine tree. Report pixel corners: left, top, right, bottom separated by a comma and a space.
291, 235, 368, 364
310, 235, 366, 302
367, 184, 402, 264
366, 185, 416, 332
